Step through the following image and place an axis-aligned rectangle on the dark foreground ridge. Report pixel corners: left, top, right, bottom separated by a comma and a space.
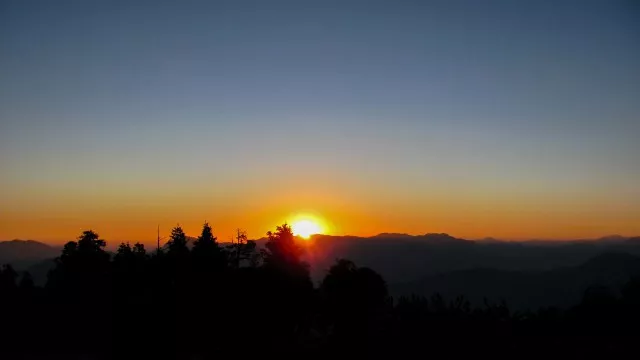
2, 224, 640, 359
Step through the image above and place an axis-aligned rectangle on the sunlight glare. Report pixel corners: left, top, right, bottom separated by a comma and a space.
291, 219, 322, 239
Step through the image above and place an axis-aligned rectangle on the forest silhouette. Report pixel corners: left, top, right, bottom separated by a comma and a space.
1, 223, 640, 359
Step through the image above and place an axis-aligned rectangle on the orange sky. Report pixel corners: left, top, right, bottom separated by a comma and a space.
2, 175, 638, 246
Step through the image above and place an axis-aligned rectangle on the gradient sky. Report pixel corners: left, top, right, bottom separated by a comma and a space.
1, 0, 639, 245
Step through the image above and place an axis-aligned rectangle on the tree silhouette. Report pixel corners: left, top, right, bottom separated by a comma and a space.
0, 264, 21, 355
78, 229, 106, 252
48, 230, 110, 290
257, 224, 313, 349
193, 222, 217, 250
115, 242, 133, 260
321, 259, 389, 349
133, 242, 145, 256
19, 271, 34, 290
3, 223, 640, 357
192, 222, 226, 272
0, 264, 18, 291
189, 222, 228, 353
167, 225, 189, 257
160, 225, 193, 355
262, 223, 308, 275
114, 242, 147, 264
111, 242, 149, 354
44, 230, 112, 356
622, 276, 640, 305
113, 242, 147, 282
226, 229, 260, 268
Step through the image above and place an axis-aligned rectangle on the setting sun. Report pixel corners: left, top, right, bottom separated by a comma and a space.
291, 219, 322, 239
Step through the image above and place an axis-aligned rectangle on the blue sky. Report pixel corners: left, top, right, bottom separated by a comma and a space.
1, 0, 639, 242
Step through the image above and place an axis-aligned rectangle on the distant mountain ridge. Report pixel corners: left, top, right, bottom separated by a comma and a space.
0, 240, 61, 285
4, 234, 640, 291
0, 239, 59, 267
391, 252, 640, 311
297, 233, 640, 283
372, 233, 413, 239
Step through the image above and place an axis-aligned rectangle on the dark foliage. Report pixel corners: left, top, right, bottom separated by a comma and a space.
1, 224, 640, 359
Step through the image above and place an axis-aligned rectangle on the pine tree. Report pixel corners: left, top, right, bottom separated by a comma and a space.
167, 225, 189, 257
193, 222, 227, 273
193, 222, 217, 252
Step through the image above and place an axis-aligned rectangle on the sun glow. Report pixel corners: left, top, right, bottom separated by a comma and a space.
291, 218, 322, 239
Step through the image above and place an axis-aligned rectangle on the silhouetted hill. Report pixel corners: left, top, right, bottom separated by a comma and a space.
475, 237, 503, 244
626, 236, 640, 244
300, 234, 640, 283
390, 252, 640, 310
420, 232, 472, 244
595, 234, 628, 243
372, 233, 413, 239
5, 234, 640, 290
0, 239, 60, 270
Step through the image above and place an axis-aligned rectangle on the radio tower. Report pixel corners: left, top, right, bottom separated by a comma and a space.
156, 225, 167, 254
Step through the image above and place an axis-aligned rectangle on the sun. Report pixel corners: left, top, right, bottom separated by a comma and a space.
291, 219, 322, 239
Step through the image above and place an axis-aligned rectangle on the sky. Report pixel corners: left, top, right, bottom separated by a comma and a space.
1, 0, 639, 245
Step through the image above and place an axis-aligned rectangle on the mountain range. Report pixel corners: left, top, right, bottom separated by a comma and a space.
3, 233, 640, 309
0, 240, 60, 269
